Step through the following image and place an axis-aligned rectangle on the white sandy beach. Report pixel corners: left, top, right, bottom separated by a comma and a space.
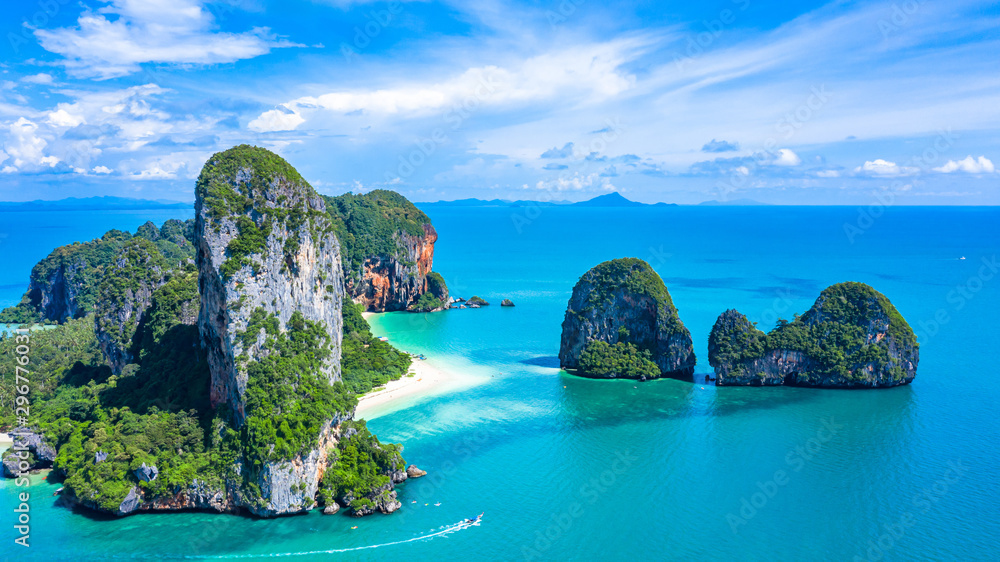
355, 311, 483, 419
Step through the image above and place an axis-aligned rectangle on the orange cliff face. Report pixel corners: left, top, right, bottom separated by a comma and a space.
349, 223, 438, 312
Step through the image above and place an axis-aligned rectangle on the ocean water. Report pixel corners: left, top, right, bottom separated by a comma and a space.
1, 205, 998, 561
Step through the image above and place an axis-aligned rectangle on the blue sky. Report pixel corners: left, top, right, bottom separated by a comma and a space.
0, 0, 998, 204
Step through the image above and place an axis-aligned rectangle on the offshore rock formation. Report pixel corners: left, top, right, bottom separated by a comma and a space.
196, 145, 345, 423
709, 282, 918, 387
559, 258, 696, 379
325, 190, 442, 312
1, 429, 57, 477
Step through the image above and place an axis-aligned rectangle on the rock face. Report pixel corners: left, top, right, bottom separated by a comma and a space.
559, 258, 696, 379
93, 239, 170, 375
0, 220, 195, 325
134, 463, 159, 482
501, 299, 514, 307
406, 464, 427, 478
349, 224, 438, 311
709, 282, 918, 387
196, 145, 345, 424
1, 429, 57, 477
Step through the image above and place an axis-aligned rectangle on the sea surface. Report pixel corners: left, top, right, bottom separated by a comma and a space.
1, 205, 998, 561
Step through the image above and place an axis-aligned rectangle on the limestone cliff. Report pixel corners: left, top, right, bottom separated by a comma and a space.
0, 220, 195, 325
559, 258, 696, 379
93, 238, 171, 374
324, 190, 441, 312
708, 282, 918, 387
195, 145, 345, 423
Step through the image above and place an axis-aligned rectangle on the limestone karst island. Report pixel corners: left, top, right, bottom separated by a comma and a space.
1, 0, 997, 557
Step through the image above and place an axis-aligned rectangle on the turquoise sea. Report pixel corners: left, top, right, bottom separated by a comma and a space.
1, 205, 998, 561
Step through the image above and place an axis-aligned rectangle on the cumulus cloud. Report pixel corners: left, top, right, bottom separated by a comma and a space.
4, 118, 60, 171
854, 159, 918, 177
92, 165, 113, 174
35, 0, 301, 79
541, 142, 574, 159
248, 108, 306, 133
933, 155, 995, 174
701, 139, 739, 153
773, 148, 801, 166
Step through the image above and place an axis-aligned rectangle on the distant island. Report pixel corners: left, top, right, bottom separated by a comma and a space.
419, 192, 677, 208
0, 196, 193, 211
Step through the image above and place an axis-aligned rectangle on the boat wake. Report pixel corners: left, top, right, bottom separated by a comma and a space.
140, 518, 483, 559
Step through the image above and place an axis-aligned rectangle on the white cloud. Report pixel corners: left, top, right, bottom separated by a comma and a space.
773, 148, 801, 166
92, 165, 113, 174
816, 170, 840, 178
48, 108, 85, 127
853, 159, 918, 177
22, 73, 54, 85
4, 118, 60, 170
248, 108, 305, 133
126, 151, 210, 180
35, 0, 301, 79
251, 39, 642, 130
529, 172, 615, 192
933, 155, 995, 174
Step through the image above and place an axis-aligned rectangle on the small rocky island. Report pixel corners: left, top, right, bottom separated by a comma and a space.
708, 282, 919, 387
559, 258, 695, 380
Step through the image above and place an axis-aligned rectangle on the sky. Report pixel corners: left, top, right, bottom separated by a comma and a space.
0, 0, 998, 205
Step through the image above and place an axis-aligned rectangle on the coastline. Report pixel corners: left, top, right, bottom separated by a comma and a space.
354, 311, 482, 419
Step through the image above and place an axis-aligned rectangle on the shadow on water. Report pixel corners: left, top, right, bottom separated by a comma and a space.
518, 356, 560, 368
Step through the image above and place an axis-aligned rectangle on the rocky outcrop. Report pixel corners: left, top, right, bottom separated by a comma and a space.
194, 146, 349, 518
134, 463, 159, 482
501, 299, 514, 307
244, 418, 342, 517
709, 282, 919, 388
0, 220, 196, 325
348, 224, 438, 312
559, 258, 695, 378
196, 145, 345, 424
2, 429, 57, 477
406, 464, 427, 478
93, 239, 170, 375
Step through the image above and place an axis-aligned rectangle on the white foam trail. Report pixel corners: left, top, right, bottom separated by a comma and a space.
133, 519, 482, 560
